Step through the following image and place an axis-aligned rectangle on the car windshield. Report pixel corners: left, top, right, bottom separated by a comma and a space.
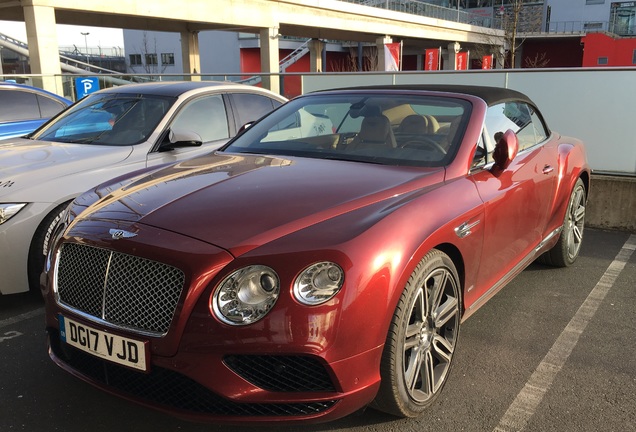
223, 93, 471, 167
32, 93, 176, 146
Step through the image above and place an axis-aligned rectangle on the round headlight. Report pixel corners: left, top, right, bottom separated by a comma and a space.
212, 265, 280, 325
293, 262, 344, 305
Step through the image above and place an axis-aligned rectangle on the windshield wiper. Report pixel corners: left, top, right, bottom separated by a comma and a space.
59, 135, 106, 144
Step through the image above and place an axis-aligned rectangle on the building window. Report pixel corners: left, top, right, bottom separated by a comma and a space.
145, 53, 158, 65
633, 49, 636, 64
609, 2, 636, 35
586, 0, 605, 4
161, 53, 175, 65
597, 57, 609, 65
583, 22, 604, 30
129, 54, 142, 66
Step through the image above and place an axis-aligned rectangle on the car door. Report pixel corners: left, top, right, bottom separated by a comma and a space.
227, 92, 283, 131
0, 88, 67, 139
468, 101, 557, 303
146, 93, 232, 166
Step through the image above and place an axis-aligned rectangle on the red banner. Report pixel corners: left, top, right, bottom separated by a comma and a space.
424, 48, 440, 71
456, 51, 469, 70
384, 42, 402, 71
482, 54, 494, 69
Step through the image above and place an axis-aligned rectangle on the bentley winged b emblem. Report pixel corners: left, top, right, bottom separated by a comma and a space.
109, 229, 138, 240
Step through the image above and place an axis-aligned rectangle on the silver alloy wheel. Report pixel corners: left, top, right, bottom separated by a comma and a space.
402, 266, 460, 403
565, 183, 586, 261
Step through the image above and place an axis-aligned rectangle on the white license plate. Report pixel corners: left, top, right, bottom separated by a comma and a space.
59, 315, 148, 371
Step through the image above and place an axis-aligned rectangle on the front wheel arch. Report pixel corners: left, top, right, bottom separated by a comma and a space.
372, 248, 463, 417
27, 200, 72, 294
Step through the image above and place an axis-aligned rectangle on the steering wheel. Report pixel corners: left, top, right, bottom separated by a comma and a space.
400, 137, 447, 154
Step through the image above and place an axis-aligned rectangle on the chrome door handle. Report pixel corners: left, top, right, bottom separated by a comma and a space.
543, 165, 554, 174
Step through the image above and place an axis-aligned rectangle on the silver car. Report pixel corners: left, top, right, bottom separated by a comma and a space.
0, 81, 286, 295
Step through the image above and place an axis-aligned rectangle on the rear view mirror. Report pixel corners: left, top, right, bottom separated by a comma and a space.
491, 129, 518, 176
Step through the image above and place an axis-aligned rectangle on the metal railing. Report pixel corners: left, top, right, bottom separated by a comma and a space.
342, 0, 493, 27
533, 20, 635, 36
340, 1, 636, 36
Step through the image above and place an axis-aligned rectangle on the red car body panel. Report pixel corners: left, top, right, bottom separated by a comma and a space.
43, 86, 590, 424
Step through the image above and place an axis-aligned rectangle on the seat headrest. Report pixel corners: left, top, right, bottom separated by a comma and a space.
399, 115, 428, 134
358, 115, 391, 141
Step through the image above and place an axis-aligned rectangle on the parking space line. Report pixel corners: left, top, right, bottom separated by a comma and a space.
494, 234, 636, 432
0, 308, 44, 330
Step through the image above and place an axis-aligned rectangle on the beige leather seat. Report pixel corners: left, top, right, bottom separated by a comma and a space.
398, 114, 428, 135
423, 115, 440, 133
350, 115, 397, 150
440, 116, 462, 151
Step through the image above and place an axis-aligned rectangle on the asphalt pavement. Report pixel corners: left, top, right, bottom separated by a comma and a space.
1, 228, 634, 432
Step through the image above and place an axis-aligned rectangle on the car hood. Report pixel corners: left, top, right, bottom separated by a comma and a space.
75, 152, 445, 255
0, 139, 133, 196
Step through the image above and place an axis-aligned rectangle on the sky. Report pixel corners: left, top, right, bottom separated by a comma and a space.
0, 21, 124, 48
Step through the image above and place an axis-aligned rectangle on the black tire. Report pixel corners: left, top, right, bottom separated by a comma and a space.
27, 201, 71, 294
372, 249, 461, 417
539, 178, 586, 267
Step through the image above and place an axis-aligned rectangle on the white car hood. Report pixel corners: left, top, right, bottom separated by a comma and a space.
0, 138, 133, 196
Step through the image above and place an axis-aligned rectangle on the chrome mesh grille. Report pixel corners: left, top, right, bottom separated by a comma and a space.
56, 243, 185, 335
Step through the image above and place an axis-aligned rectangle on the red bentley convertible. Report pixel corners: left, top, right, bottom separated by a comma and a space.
44, 85, 589, 424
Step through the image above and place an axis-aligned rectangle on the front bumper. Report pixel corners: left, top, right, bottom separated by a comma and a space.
0, 202, 53, 295
45, 222, 385, 423
47, 325, 382, 424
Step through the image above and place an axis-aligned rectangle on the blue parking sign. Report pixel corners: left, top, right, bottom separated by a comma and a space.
75, 77, 100, 100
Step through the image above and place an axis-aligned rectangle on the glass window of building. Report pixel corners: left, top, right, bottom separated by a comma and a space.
161, 53, 175, 65
129, 54, 142, 66
609, 2, 636, 35
145, 53, 158, 65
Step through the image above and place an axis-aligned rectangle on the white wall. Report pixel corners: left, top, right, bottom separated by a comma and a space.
303, 68, 636, 175
123, 30, 240, 75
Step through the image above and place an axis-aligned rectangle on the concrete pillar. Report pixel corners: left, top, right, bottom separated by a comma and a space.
260, 27, 280, 94
23, 5, 63, 95
376, 35, 392, 71
308, 39, 325, 73
180, 30, 201, 81
444, 41, 461, 70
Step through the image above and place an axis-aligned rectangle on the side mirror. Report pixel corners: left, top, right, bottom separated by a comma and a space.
162, 129, 203, 151
491, 129, 518, 176
236, 121, 254, 136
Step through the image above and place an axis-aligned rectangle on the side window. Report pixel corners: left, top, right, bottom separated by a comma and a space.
0, 90, 40, 122
528, 105, 549, 143
231, 93, 276, 127
171, 94, 229, 143
484, 101, 540, 152
472, 133, 488, 169
37, 95, 67, 118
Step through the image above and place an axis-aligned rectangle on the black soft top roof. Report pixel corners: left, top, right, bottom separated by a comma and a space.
315, 84, 535, 107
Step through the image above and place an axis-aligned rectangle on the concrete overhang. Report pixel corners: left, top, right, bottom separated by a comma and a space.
0, 0, 503, 45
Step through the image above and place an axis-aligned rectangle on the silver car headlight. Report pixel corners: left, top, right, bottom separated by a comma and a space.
0, 203, 27, 225
293, 262, 344, 305
211, 265, 280, 325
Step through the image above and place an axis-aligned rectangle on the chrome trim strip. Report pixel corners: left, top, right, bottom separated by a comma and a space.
536, 226, 562, 252
467, 228, 561, 315
56, 305, 166, 338
455, 220, 480, 239
101, 251, 113, 321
